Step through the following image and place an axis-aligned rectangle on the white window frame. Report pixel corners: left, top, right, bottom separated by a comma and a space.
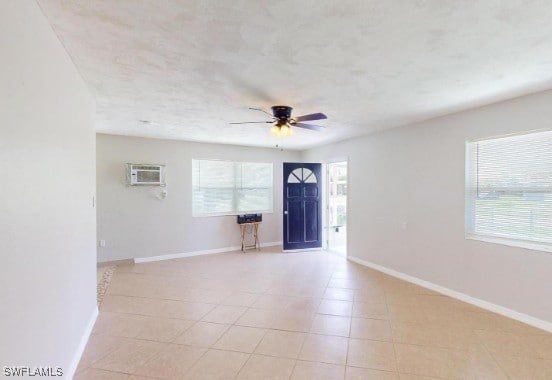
465, 129, 552, 253
192, 159, 274, 217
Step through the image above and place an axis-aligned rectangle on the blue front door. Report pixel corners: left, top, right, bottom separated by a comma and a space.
283, 162, 322, 251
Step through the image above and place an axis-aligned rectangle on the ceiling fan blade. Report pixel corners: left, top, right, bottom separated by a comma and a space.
229, 121, 273, 124
248, 107, 274, 117
293, 112, 327, 122
294, 123, 325, 131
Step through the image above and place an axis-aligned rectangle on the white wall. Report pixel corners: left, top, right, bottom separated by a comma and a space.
303, 90, 552, 323
96, 134, 301, 262
0, 1, 97, 377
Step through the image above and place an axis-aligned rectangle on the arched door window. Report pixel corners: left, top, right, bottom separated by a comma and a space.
287, 168, 318, 184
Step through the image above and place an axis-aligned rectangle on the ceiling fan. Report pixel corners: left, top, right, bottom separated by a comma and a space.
230, 106, 327, 137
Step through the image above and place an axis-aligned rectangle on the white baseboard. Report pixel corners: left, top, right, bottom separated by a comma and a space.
66, 306, 98, 379
283, 247, 323, 253
134, 241, 282, 264
348, 256, 552, 333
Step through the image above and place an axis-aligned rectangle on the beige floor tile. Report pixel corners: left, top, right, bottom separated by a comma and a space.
354, 287, 387, 303
418, 294, 480, 314
74, 368, 130, 380
310, 314, 351, 337
158, 301, 216, 321
266, 279, 326, 298
502, 319, 552, 336
220, 291, 260, 307
214, 325, 267, 353
285, 297, 322, 314
328, 278, 362, 290
391, 322, 481, 351
345, 366, 399, 380
492, 354, 552, 380
318, 300, 353, 317
174, 321, 230, 347
347, 339, 396, 371
272, 311, 316, 332
299, 334, 349, 365
236, 308, 275, 328
398, 375, 441, 380
183, 349, 250, 380
132, 344, 206, 379
91, 338, 165, 374
134, 317, 194, 342
77, 334, 126, 369
201, 305, 247, 324
291, 361, 345, 380
529, 334, 552, 359
324, 287, 355, 301
255, 330, 307, 359
105, 276, 158, 299
386, 304, 428, 323
352, 302, 388, 320
252, 294, 294, 310
236, 354, 296, 380
350, 318, 392, 341
475, 329, 539, 358
101, 295, 215, 320
179, 288, 232, 304
92, 312, 147, 338
384, 291, 424, 306
93, 312, 193, 342
394, 343, 507, 379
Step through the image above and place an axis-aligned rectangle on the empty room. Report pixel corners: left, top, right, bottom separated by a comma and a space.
2, 1, 552, 379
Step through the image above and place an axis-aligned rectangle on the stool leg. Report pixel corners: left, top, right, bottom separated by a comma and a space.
241, 225, 246, 253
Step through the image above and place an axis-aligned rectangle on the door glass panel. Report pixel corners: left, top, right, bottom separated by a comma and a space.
291, 169, 303, 182
304, 170, 317, 183
287, 173, 300, 183
328, 162, 347, 256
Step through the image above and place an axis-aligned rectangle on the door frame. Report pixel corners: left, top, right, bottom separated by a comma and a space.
324, 158, 349, 257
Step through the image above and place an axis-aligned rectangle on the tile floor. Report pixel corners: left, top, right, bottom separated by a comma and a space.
78, 247, 552, 379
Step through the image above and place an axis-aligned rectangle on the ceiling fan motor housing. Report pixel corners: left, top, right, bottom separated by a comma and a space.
272, 106, 293, 126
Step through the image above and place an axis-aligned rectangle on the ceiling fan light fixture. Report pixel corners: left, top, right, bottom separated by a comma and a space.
281, 124, 293, 137
269, 123, 293, 138
270, 125, 280, 137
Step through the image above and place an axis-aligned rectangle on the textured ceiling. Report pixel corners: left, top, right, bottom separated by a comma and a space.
38, 0, 552, 150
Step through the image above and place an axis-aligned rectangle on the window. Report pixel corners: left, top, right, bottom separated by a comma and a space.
192, 159, 273, 216
466, 130, 552, 251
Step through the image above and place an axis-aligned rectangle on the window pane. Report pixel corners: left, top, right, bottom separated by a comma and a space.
236, 162, 273, 213
193, 159, 273, 216
238, 162, 273, 188
237, 188, 272, 212
193, 188, 234, 215
474, 193, 552, 243
466, 130, 552, 247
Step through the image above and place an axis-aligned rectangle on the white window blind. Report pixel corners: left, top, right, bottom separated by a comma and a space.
466, 130, 552, 250
192, 159, 273, 216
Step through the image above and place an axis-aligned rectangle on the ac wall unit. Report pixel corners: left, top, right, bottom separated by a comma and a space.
126, 163, 166, 186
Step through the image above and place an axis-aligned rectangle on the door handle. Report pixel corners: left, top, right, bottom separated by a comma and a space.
284, 211, 288, 215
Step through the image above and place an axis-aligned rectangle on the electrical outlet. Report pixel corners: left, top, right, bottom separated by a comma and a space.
99, 239, 106, 247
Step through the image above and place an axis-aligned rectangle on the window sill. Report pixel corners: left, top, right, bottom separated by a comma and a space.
466, 234, 552, 253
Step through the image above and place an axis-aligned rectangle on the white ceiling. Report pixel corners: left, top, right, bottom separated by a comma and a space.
37, 0, 552, 150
